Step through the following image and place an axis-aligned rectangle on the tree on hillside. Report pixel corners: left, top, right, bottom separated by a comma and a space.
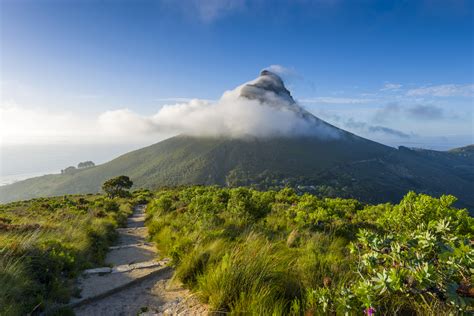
78, 161, 95, 169
61, 166, 77, 174
102, 175, 133, 198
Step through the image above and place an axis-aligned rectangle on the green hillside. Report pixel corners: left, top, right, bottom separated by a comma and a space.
1, 135, 473, 210
0, 193, 139, 314
145, 186, 474, 314
0, 134, 388, 201
2, 187, 472, 314
449, 144, 474, 158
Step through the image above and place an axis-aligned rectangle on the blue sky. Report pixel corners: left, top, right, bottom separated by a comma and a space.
1, 0, 473, 155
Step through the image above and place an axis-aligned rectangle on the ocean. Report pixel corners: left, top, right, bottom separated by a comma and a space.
0, 143, 147, 187
0, 171, 59, 186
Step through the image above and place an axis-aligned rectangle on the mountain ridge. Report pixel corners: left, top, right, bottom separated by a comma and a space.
1, 136, 473, 210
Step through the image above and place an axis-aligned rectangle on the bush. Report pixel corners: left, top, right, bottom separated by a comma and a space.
0, 193, 133, 314
103, 200, 119, 213
197, 234, 301, 314
145, 186, 473, 315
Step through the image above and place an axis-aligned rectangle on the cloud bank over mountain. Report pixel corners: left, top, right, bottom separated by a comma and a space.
2, 70, 341, 146
99, 70, 341, 140
2, 68, 469, 149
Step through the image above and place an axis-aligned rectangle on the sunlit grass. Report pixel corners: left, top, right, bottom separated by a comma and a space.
146, 186, 474, 315
0, 194, 137, 314
197, 233, 301, 314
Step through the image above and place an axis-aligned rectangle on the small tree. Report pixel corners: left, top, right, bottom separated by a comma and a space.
102, 175, 133, 198
78, 161, 95, 169
61, 166, 77, 174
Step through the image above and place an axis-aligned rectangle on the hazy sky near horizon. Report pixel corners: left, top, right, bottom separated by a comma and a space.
1, 0, 473, 153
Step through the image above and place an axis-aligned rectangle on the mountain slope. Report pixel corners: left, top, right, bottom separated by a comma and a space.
1, 70, 472, 210
449, 144, 474, 158
0, 134, 390, 201
1, 136, 473, 209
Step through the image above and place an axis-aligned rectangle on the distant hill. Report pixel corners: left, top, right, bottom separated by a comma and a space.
1, 71, 472, 210
449, 144, 474, 158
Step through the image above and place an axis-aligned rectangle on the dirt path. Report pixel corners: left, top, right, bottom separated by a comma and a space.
72, 205, 207, 316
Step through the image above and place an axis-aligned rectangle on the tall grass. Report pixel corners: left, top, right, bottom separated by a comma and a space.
197, 234, 302, 314
145, 186, 473, 315
0, 194, 136, 314
0, 231, 37, 315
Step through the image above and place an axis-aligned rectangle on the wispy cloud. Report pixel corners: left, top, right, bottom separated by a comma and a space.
367, 125, 411, 138
2, 73, 342, 146
406, 84, 474, 97
380, 82, 402, 91
372, 102, 402, 122
318, 114, 414, 140
299, 97, 374, 104
196, 0, 246, 22
406, 104, 444, 120
0, 102, 99, 145
155, 97, 216, 103
265, 65, 298, 76
76, 94, 102, 100
373, 102, 453, 122
161, 0, 247, 22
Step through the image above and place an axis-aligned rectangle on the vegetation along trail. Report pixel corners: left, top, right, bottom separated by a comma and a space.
72, 204, 207, 315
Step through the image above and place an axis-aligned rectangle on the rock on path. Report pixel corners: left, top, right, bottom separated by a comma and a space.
71, 204, 208, 316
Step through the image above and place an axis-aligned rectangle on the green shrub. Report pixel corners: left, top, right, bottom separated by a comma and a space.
0, 193, 133, 314
103, 199, 119, 212
144, 186, 473, 315
197, 234, 301, 314
175, 239, 227, 286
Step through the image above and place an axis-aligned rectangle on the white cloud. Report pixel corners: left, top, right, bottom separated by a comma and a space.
98, 109, 156, 136
197, 0, 246, 21
4, 73, 470, 148
162, 0, 247, 22
154, 97, 216, 103
0, 101, 98, 145
299, 97, 374, 104
1, 73, 340, 146
101, 85, 338, 139
372, 102, 457, 123
407, 84, 474, 97
314, 110, 414, 140
265, 65, 297, 76
381, 82, 402, 91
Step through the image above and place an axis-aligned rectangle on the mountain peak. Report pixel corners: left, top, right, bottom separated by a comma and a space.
259, 69, 284, 83
239, 70, 295, 104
